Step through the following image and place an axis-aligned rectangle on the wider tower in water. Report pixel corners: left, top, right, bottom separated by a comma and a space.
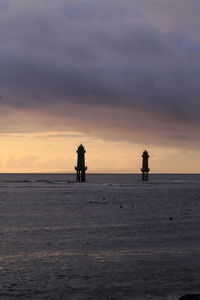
141, 150, 150, 181
75, 144, 87, 182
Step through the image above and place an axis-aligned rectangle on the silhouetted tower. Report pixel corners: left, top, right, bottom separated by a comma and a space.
141, 150, 150, 181
75, 144, 87, 182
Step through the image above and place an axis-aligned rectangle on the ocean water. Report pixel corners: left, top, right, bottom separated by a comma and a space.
0, 174, 199, 299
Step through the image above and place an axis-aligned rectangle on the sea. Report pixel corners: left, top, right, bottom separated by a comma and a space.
0, 173, 199, 300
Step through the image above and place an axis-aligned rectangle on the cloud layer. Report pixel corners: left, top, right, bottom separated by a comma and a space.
0, 0, 200, 148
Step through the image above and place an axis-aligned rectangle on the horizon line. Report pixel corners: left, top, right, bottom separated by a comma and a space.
0, 172, 199, 175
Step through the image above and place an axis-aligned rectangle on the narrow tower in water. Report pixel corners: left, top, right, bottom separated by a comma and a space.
75, 144, 87, 182
141, 150, 150, 181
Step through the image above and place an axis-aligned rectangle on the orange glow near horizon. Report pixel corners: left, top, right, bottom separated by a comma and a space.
0, 131, 199, 173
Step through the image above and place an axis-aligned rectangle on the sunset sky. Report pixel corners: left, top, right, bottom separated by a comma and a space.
0, 0, 200, 173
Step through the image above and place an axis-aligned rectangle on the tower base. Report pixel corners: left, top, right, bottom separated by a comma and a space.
142, 171, 149, 181
75, 167, 87, 182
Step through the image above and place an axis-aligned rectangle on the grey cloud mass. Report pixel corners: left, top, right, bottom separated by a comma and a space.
0, 0, 200, 147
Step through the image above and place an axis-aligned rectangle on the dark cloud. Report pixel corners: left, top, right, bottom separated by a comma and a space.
0, 0, 200, 148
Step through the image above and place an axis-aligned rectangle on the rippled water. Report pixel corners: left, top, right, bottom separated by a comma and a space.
0, 174, 199, 299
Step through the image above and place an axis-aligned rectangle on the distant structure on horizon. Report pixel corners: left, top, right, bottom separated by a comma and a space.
75, 144, 87, 182
141, 150, 150, 181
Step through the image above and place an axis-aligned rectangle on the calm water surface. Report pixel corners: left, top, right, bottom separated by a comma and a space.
0, 174, 199, 299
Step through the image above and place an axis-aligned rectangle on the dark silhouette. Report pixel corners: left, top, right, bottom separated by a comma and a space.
75, 144, 87, 182
179, 295, 200, 300
141, 150, 150, 181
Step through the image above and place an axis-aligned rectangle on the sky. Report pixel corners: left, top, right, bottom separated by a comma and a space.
0, 0, 200, 173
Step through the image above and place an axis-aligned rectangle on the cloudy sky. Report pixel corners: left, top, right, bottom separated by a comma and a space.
0, 0, 200, 173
